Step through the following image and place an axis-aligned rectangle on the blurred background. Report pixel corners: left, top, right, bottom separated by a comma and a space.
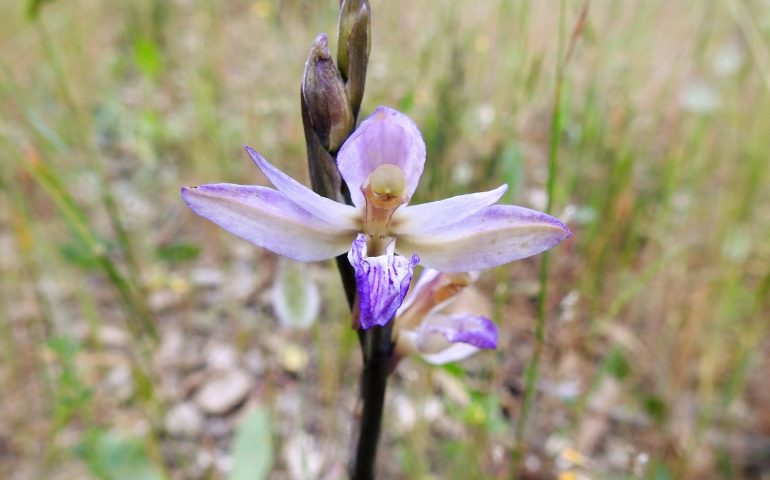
1, 0, 769, 478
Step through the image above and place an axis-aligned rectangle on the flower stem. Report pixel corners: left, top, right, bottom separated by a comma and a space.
335, 254, 358, 310
349, 321, 393, 480
302, 3, 382, 475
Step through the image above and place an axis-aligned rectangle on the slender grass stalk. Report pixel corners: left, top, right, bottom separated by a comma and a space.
0, 58, 157, 345
33, 19, 153, 329
513, 0, 588, 467
727, 0, 770, 92
19, 147, 158, 342
1, 174, 55, 339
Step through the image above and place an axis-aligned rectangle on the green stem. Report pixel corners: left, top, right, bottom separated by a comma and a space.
513, 0, 568, 466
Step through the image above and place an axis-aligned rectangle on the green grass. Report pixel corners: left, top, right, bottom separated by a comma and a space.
1, 0, 769, 478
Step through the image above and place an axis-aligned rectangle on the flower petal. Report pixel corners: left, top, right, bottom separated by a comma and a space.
417, 313, 498, 350
392, 185, 508, 235
420, 343, 482, 365
182, 184, 354, 261
396, 268, 441, 315
348, 234, 419, 329
337, 106, 426, 208
244, 146, 359, 229
395, 269, 479, 330
396, 205, 572, 272
398, 313, 498, 365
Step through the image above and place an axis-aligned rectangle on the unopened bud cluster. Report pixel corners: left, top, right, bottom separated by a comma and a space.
302, 0, 371, 202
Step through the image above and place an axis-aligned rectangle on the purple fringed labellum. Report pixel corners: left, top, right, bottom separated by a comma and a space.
348, 234, 419, 329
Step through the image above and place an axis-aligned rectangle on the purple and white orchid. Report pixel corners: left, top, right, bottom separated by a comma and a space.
394, 269, 498, 365
181, 106, 570, 330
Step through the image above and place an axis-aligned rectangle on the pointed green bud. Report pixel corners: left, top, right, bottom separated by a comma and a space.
337, 0, 370, 119
301, 33, 353, 153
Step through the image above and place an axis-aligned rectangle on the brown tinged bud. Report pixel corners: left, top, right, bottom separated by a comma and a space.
301, 33, 353, 153
337, 0, 370, 119
301, 92, 344, 203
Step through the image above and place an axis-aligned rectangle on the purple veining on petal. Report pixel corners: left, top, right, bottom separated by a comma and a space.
348, 233, 367, 266
337, 106, 426, 209
419, 314, 498, 349
348, 234, 420, 330
434, 204, 571, 236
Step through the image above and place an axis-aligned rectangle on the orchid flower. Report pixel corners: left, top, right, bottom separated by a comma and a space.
181, 106, 571, 330
394, 269, 497, 365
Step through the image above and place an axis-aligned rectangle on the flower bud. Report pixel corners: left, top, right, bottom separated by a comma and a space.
337, 0, 370, 118
301, 92, 344, 202
302, 33, 354, 153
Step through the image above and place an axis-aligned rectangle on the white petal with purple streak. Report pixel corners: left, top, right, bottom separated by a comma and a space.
396, 205, 572, 272
181, 184, 355, 261
416, 314, 498, 350
244, 145, 359, 230
410, 313, 498, 365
